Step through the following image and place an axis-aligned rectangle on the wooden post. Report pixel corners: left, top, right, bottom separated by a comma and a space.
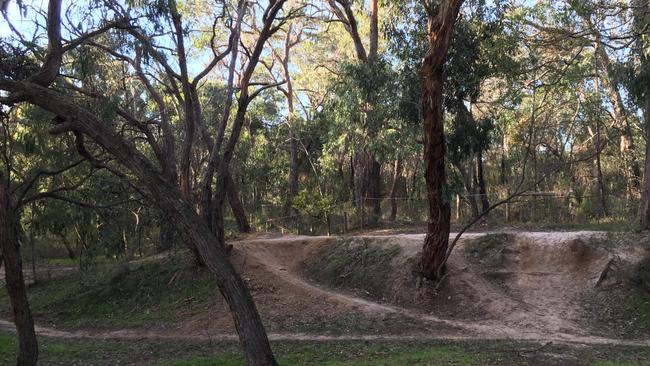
326, 213, 331, 237
455, 194, 460, 221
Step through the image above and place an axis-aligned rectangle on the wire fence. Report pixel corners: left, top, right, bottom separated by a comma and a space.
229, 191, 638, 237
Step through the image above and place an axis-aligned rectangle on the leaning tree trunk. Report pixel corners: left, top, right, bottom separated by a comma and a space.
0, 173, 38, 366
1, 80, 278, 366
227, 175, 251, 233
420, 0, 463, 280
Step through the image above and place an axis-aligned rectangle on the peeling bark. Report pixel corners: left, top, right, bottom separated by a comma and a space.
421, 0, 464, 280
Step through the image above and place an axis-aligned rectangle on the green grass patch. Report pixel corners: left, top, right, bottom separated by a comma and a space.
0, 255, 221, 328
3, 332, 649, 366
303, 238, 400, 296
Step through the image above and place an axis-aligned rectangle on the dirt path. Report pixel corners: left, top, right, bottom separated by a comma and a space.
2, 231, 649, 349
1, 317, 650, 347
234, 232, 650, 347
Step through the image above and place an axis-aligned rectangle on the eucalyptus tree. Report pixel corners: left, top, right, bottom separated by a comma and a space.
0, 103, 120, 365
325, 0, 384, 224
420, 0, 464, 279
261, 19, 307, 214
629, 0, 650, 228
567, 0, 642, 197
0, 0, 305, 363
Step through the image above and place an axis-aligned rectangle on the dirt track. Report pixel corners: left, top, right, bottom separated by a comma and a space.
1, 231, 649, 348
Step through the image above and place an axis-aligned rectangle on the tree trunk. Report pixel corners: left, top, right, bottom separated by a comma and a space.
279, 24, 300, 216
389, 159, 403, 221
4, 81, 278, 366
227, 175, 251, 233
454, 161, 479, 219
369, 158, 382, 223
635, 0, 650, 229
422, 65, 452, 280
475, 152, 489, 213
158, 214, 176, 253
591, 29, 641, 191
0, 173, 38, 366
286, 128, 299, 214
330, 0, 382, 224
354, 150, 382, 226
641, 97, 650, 228
420, 0, 463, 280
593, 121, 609, 217
349, 154, 356, 202
369, 0, 379, 59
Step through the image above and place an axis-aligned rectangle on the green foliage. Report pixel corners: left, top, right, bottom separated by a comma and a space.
447, 115, 494, 164
292, 190, 334, 217
321, 57, 401, 161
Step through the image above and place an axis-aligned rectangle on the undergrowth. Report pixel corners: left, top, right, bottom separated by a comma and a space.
0, 254, 220, 328
303, 237, 400, 297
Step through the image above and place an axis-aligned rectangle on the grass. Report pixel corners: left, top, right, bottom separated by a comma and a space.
303, 237, 401, 296
2, 331, 650, 365
0, 254, 220, 328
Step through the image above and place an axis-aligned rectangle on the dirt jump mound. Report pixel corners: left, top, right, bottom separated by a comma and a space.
278, 231, 649, 341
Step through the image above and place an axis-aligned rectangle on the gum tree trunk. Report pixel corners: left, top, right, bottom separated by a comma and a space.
389, 159, 403, 221
421, 0, 464, 280
640, 89, 650, 228
227, 175, 251, 233
0, 172, 38, 366
475, 152, 489, 213
636, 0, 650, 229
328, 0, 382, 225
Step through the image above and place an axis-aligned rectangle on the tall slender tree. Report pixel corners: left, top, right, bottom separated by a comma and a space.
420, 0, 464, 280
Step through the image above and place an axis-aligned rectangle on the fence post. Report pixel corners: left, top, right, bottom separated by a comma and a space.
455, 194, 460, 221
326, 213, 332, 237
